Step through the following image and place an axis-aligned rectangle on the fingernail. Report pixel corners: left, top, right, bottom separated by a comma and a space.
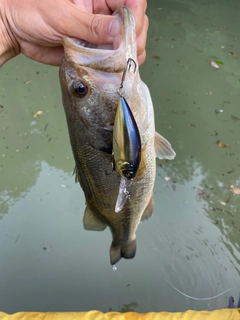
108, 18, 121, 37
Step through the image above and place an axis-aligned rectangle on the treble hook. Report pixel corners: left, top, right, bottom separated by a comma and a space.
118, 58, 137, 96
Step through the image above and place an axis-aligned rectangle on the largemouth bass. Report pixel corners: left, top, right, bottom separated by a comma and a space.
59, 6, 175, 265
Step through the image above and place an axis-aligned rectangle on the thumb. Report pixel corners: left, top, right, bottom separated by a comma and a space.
57, 8, 121, 45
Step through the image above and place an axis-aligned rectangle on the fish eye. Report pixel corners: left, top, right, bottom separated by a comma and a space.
72, 81, 88, 98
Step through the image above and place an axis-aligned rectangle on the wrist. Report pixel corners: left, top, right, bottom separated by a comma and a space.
0, 3, 18, 66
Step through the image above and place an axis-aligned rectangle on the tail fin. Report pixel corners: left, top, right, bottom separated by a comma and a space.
110, 238, 137, 265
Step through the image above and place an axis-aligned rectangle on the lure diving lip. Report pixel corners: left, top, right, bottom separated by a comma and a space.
115, 176, 132, 213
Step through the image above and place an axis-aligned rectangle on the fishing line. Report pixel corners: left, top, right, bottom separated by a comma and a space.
112, 254, 233, 301
160, 275, 232, 301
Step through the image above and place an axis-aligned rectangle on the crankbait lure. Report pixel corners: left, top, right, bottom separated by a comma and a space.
113, 58, 141, 212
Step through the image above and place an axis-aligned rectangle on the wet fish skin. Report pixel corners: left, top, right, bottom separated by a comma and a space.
113, 96, 141, 180
59, 6, 175, 265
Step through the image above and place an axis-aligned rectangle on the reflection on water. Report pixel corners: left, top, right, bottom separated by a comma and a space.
0, 59, 74, 217
0, 0, 240, 314
160, 155, 240, 276
109, 302, 139, 313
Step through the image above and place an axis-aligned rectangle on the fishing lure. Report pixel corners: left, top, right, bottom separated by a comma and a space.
113, 58, 141, 212
113, 58, 141, 180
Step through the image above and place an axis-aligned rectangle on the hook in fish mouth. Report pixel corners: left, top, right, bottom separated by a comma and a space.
118, 58, 137, 96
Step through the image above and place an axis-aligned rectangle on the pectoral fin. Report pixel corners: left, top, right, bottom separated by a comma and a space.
73, 165, 93, 201
141, 196, 154, 221
83, 206, 107, 231
154, 132, 176, 160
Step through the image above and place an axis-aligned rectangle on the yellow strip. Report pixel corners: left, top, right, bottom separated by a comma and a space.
0, 309, 240, 320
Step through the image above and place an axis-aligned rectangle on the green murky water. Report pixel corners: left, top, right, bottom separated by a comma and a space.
1, 0, 240, 313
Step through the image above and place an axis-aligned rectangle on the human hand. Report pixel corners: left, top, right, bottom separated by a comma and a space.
0, 0, 148, 67
79, 0, 148, 65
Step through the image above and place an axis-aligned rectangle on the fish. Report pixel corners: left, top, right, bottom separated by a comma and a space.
59, 6, 176, 265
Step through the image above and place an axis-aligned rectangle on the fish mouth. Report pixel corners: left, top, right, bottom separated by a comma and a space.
62, 6, 137, 72
68, 39, 114, 51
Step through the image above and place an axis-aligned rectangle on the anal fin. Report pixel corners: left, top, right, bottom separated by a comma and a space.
154, 131, 176, 160
83, 206, 107, 231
